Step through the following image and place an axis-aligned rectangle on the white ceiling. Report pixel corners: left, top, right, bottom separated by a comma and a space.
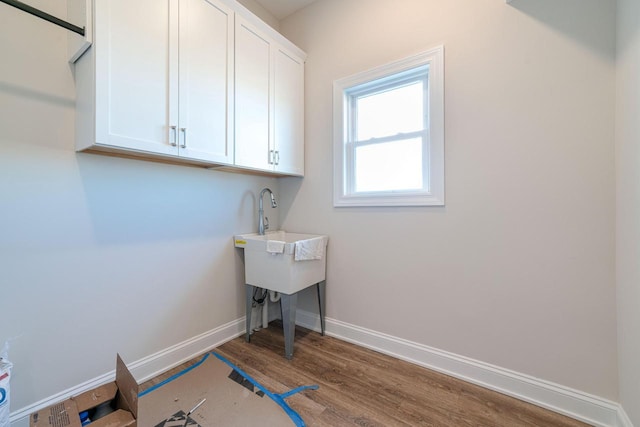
254, 0, 318, 20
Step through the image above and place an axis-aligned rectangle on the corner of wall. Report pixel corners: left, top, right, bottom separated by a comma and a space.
234, 0, 280, 31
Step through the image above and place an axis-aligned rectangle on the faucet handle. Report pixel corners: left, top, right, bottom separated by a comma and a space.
264, 216, 269, 231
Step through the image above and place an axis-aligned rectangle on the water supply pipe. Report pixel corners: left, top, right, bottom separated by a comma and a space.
262, 297, 269, 329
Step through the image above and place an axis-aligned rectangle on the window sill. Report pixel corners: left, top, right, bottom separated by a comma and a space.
334, 192, 444, 207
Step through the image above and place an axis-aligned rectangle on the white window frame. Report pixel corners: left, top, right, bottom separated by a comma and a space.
333, 46, 444, 207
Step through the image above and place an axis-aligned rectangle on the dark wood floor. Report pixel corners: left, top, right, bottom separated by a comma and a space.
142, 322, 590, 427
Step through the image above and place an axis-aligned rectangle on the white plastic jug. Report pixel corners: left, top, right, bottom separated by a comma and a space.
0, 342, 12, 427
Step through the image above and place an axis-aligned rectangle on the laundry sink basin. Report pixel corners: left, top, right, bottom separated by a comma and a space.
234, 231, 328, 294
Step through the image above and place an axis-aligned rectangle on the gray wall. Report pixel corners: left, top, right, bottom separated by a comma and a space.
280, 0, 618, 399
0, 0, 279, 417
616, 0, 640, 424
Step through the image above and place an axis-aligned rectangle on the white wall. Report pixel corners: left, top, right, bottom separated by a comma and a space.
0, 0, 280, 419
280, 0, 618, 399
616, 0, 640, 424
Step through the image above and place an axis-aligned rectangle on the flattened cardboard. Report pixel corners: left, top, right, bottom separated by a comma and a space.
138, 355, 294, 426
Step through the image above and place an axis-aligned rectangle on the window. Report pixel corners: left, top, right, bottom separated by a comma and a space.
333, 46, 444, 207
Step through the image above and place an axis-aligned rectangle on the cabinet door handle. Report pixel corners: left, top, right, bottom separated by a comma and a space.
269, 149, 274, 165
275, 150, 280, 165
170, 125, 177, 147
180, 127, 187, 148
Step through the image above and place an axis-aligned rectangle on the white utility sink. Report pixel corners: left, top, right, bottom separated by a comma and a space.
234, 230, 328, 294
235, 230, 328, 359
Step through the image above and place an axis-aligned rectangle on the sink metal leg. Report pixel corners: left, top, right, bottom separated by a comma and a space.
248, 283, 324, 359
245, 284, 255, 342
280, 292, 298, 360
316, 281, 326, 336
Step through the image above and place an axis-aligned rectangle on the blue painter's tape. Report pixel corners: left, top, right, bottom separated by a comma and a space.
278, 384, 319, 400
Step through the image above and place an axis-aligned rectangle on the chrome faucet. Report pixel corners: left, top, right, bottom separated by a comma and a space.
258, 188, 277, 235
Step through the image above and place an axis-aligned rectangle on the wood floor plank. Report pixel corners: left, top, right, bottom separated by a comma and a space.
142, 322, 591, 426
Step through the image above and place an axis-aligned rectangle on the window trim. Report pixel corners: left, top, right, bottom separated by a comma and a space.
333, 46, 445, 207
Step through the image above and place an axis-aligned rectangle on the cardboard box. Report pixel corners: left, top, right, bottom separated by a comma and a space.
31, 355, 137, 427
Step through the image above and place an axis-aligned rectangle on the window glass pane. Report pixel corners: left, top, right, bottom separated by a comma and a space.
356, 81, 423, 141
355, 138, 423, 192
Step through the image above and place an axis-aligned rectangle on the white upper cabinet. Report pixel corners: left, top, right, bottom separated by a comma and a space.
93, 0, 176, 156
234, 18, 272, 171
75, 0, 303, 175
274, 46, 304, 176
78, 0, 234, 165
178, 0, 234, 163
234, 16, 305, 176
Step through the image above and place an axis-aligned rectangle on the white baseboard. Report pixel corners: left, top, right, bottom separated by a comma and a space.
617, 406, 634, 427
295, 309, 630, 427
10, 318, 246, 427
126, 318, 246, 383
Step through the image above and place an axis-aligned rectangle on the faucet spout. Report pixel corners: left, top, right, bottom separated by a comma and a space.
258, 188, 277, 235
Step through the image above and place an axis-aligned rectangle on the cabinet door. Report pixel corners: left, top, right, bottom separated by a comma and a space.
94, 0, 178, 155
274, 46, 304, 176
178, 0, 234, 164
234, 18, 272, 171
